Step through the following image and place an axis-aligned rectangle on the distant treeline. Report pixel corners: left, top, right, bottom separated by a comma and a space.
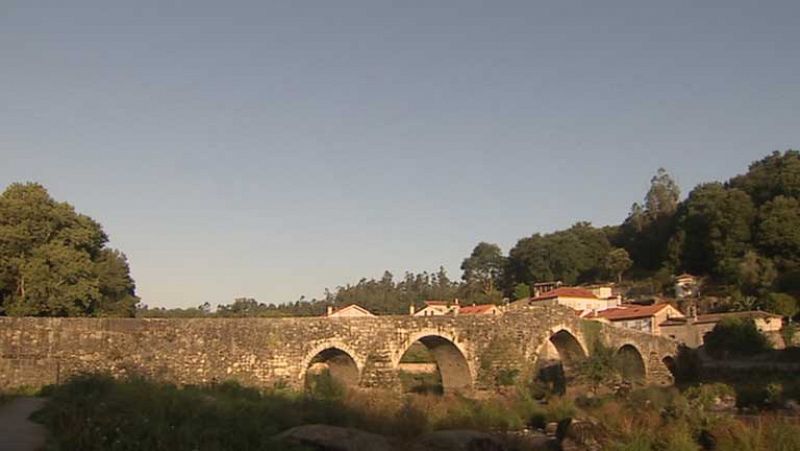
3, 150, 800, 318
140, 150, 800, 319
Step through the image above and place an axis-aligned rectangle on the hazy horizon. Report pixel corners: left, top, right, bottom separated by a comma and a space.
2, 1, 798, 308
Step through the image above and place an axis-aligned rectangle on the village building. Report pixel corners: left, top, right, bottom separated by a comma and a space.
582, 284, 623, 304
659, 310, 784, 347
674, 273, 699, 299
325, 304, 375, 318
527, 287, 621, 312
531, 281, 563, 297
411, 300, 459, 316
582, 303, 685, 336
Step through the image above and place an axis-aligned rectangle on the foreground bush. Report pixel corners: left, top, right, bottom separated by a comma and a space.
32, 374, 800, 451
704, 318, 772, 359
35, 374, 370, 450
33, 374, 558, 450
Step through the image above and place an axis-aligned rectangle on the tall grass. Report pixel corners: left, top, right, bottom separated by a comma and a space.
32, 373, 565, 450
31, 373, 800, 451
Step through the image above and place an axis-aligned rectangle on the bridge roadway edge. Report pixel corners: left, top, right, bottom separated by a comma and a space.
0, 307, 677, 392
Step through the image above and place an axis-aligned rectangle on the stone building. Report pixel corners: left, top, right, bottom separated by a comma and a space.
523, 287, 621, 312
660, 310, 784, 348
582, 303, 685, 336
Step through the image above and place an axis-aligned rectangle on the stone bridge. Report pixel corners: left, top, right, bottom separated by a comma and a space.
0, 306, 677, 392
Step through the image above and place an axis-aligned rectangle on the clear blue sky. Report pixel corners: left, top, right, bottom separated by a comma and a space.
1, 1, 797, 308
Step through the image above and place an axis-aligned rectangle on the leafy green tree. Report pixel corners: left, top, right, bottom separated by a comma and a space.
619, 168, 680, 271
763, 293, 798, 319
577, 340, 619, 394
737, 251, 777, 296
507, 222, 611, 287
677, 183, 755, 278
755, 196, 800, 267
645, 167, 681, 216
604, 248, 633, 283
460, 242, 506, 297
512, 283, 530, 300
94, 249, 138, 316
0, 183, 138, 316
730, 150, 800, 205
703, 317, 771, 359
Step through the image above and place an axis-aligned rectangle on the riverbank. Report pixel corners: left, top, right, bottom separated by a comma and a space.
26, 373, 800, 450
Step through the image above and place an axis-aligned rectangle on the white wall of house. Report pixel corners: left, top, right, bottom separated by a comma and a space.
555, 296, 617, 311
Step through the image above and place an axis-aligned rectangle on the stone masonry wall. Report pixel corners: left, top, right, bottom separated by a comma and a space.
0, 307, 677, 391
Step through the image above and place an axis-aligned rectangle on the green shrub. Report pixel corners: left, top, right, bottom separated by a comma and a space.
305, 369, 346, 400
609, 433, 657, 451
703, 318, 771, 359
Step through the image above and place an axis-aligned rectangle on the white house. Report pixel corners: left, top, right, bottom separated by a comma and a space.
326, 304, 375, 318
528, 287, 620, 312
412, 300, 460, 316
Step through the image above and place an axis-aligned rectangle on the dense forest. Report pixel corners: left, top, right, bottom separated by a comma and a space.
3, 150, 800, 318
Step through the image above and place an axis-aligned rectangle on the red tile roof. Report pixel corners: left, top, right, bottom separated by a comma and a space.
586, 304, 675, 321
459, 304, 498, 315
531, 287, 598, 302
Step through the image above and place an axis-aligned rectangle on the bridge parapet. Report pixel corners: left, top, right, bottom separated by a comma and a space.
0, 307, 677, 392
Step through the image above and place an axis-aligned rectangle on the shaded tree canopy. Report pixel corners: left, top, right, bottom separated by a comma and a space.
703, 317, 771, 359
604, 248, 633, 283
0, 183, 138, 316
730, 150, 800, 205
507, 222, 611, 287
618, 168, 680, 271
461, 242, 505, 298
677, 183, 756, 279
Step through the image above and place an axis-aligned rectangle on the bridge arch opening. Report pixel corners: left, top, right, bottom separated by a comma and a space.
615, 344, 646, 382
534, 329, 587, 395
305, 347, 360, 391
549, 330, 587, 363
398, 335, 471, 394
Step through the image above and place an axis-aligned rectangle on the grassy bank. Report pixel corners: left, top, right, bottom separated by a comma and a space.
31, 374, 800, 451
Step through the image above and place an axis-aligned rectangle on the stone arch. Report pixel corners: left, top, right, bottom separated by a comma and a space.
530, 328, 588, 395
301, 344, 361, 389
396, 332, 472, 393
547, 328, 588, 363
615, 344, 646, 382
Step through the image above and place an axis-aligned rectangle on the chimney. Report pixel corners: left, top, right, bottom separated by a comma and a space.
409, 304, 416, 315
453, 298, 460, 306
326, 305, 333, 316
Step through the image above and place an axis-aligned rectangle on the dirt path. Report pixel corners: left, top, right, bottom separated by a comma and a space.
0, 397, 47, 451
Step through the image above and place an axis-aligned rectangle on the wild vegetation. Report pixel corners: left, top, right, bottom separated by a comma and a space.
31, 373, 800, 451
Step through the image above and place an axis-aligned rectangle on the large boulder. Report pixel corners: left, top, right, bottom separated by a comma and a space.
412, 430, 506, 451
274, 424, 394, 451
